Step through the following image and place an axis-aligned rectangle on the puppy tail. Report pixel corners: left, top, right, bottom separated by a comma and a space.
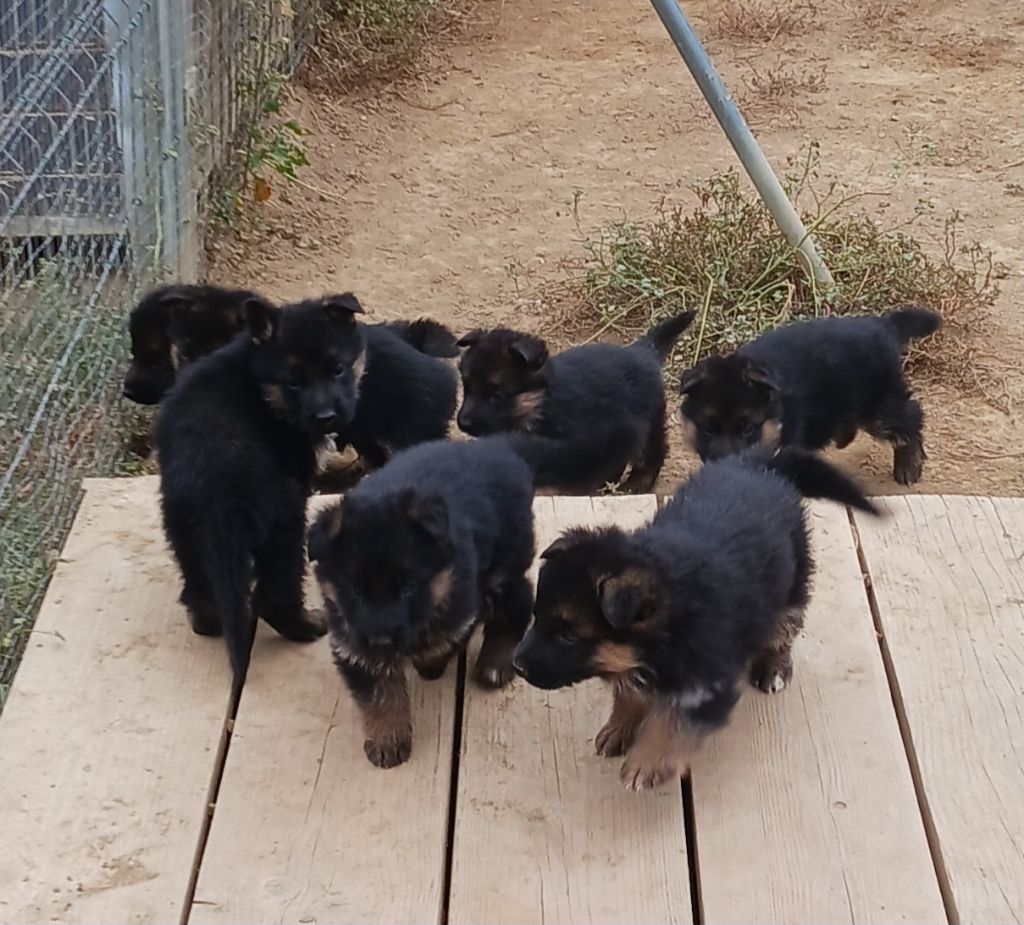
764, 448, 880, 515
508, 420, 642, 491
206, 540, 257, 683
383, 318, 460, 358
633, 309, 697, 363
884, 306, 941, 345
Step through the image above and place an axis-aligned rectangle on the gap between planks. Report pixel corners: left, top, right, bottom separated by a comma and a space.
846, 506, 959, 925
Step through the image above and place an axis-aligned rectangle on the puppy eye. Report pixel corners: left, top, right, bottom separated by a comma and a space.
286, 372, 303, 391
399, 581, 416, 599
742, 421, 759, 437
484, 384, 503, 402
333, 363, 347, 379
553, 622, 577, 645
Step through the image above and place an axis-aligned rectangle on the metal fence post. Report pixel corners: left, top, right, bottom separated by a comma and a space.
649, 0, 834, 287
154, 0, 199, 280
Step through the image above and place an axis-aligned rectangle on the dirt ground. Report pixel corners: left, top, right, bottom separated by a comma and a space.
210, 0, 1023, 497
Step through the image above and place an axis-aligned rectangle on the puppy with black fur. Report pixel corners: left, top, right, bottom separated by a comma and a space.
158, 293, 451, 681
512, 447, 879, 791
678, 307, 940, 484
307, 425, 634, 769
455, 311, 695, 493
124, 282, 460, 406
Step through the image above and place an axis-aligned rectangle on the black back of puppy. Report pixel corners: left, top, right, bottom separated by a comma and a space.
338, 322, 458, 469
679, 309, 939, 482
456, 312, 694, 492
124, 282, 459, 406
157, 294, 372, 679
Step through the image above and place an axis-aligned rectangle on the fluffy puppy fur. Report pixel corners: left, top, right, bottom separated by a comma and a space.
679, 307, 940, 484
308, 425, 636, 769
157, 294, 373, 681
455, 311, 696, 493
123, 282, 459, 406
513, 447, 879, 791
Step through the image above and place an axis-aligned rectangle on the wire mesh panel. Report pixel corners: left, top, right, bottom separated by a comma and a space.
0, 0, 316, 704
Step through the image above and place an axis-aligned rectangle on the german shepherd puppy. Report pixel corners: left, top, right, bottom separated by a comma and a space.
123, 283, 459, 406
455, 311, 696, 493
307, 425, 636, 768
678, 308, 940, 484
513, 447, 879, 791
157, 294, 380, 681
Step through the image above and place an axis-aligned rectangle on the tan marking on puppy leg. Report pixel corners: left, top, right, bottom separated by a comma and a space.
430, 566, 454, 609
760, 417, 783, 447
262, 383, 287, 416
679, 413, 699, 452
591, 641, 643, 676
512, 389, 545, 429
360, 669, 412, 769
169, 341, 184, 371
596, 684, 650, 757
620, 703, 706, 792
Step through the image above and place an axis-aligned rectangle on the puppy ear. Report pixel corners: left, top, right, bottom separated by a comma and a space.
743, 361, 777, 391
508, 336, 548, 371
307, 503, 343, 563
244, 296, 281, 345
399, 489, 449, 545
597, 568, 659, 628
679, 364, 706, 395
456, 329, 483, 349
539, 527, 590, 560
321, 293, 366, 326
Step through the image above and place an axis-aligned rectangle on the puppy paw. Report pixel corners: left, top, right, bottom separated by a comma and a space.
472, 658, 515, 689
751, 661, 793, 694
595, 720, 637, 758
364, 733, 412, 769
893, 459, 923, 485
620, 757, 682, 792
413, 658, 450, 681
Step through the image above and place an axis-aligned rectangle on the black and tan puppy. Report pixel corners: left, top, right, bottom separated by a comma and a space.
308, 425, 635, 768
157, 294, 375, 681
678, 307, 940, 484
123, 282, 459, 406
513, 447, 879, 791
455, 311, 696, 493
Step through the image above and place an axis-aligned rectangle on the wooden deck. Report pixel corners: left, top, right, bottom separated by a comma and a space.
1, 477, 1022, 924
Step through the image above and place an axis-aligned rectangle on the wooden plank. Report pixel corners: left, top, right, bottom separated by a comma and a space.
0, 476, 235, 924
855, 495, 1024, 923
448, 494, 693, 925
190, 497, 457, 925
692, 501, 946, 924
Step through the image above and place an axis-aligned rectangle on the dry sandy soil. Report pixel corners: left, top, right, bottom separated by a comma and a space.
211, 0, 1023, 496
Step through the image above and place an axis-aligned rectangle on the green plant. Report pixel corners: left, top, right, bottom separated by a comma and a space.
548, 144, 1004, 405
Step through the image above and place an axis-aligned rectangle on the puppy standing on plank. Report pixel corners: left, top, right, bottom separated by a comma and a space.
307, 424, 638, 769
455, 311, 696, 493
678, 307, 940, 484
158, 293, 455, 681
512, 447, 879, 792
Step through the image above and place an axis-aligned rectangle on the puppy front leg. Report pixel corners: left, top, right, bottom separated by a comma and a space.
596, 683, 649, 757
620, 704, 707, 792
335, 656, 412, 769
474, 573, 532, 689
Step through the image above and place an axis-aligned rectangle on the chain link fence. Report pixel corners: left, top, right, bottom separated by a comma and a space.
0, 0, 319, 704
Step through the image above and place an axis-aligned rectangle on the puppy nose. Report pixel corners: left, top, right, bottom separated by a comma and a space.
316, 410, 338, 426
367, 629, 401, 648
512, 654, 527, 677
122, 383, 138, 401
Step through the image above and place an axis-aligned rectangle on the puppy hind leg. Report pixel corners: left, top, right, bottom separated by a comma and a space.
474, 573, 532, 689
866, 393, 926, 485
621, 400, 668, 494
253, 516, 327, 643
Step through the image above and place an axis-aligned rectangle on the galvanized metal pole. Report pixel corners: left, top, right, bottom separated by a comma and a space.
649, 0, 834, 286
